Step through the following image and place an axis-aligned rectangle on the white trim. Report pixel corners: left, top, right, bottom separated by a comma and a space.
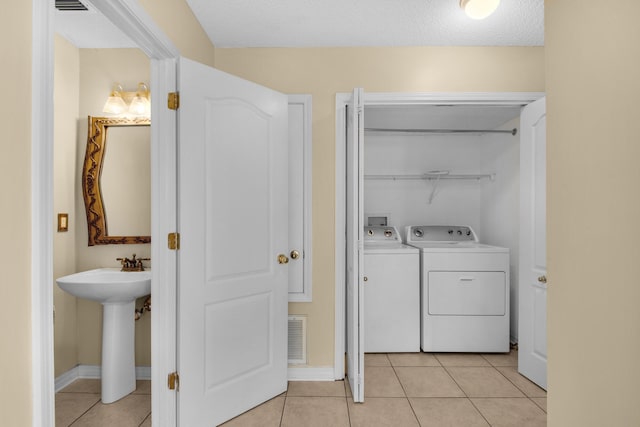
334, 93, 350, 380
88, 0, 178, 59
333, 91, 545, 381
287, 367, 336, 381
287, 94, 313, 302
88, 3, 179, 426
34, 1, 179, 426
149, 57, 178, 427
54, 366, 81, 393
32, 1, 55, 426
55, 366, 152, 392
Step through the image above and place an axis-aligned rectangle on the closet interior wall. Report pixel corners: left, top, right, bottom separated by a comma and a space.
363, 110, 521, 340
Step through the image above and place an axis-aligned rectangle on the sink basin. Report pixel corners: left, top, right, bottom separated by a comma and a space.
56, 268, 151, 303
56, 268, 151, 404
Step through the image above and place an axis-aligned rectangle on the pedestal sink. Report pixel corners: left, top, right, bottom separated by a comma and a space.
56, 268, 151, 403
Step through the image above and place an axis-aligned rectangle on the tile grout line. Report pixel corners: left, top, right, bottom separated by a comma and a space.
138, 411, 151, 427
491, 360, 548, 407
278, 386, 287, 427
67, 397, 101, 427
440, 361, 495, 427
387, 355, 430, 427
387, 354, 432, 426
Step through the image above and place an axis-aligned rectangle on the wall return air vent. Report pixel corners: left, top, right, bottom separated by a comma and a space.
288, 316, 307, 365
55, 0, 88, 11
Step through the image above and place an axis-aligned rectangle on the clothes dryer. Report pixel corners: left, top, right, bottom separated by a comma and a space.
405, 225, 510, 353
363, 226, 420, 352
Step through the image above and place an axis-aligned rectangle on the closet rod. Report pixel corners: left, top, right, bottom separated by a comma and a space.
365, 173, 495, 181
364, 127, 518, 136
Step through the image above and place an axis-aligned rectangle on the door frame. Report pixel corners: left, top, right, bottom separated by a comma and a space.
334, 91, 545, 379
32, 0, 179, 425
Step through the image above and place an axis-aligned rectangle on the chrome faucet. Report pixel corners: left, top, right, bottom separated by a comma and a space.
116, 254, 150, 271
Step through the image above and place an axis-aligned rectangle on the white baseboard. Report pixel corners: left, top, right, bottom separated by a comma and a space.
287, 366, 336, 381
55, 365, 152, 392
57, 364, 333, 391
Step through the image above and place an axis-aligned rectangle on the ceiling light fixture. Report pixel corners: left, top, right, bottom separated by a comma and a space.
460, 0, 500, 20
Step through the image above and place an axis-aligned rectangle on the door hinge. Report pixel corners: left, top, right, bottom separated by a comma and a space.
168, 371, 180, 391
168, 92, 180, 110
168, 232, 180, 250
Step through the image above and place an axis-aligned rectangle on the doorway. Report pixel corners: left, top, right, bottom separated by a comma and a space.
334, 91, 546, 399
33, 1, 178, 425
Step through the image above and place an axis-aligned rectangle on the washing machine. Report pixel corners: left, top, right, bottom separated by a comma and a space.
405, 225, 510, 353
363, 226, 420, 352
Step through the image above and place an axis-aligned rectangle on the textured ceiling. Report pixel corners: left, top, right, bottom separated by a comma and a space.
56, 0, 543, 49
186, 0, 544, 48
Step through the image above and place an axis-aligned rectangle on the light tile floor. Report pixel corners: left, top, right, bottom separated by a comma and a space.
55, 379, 151, 426
55, 350, 546, 427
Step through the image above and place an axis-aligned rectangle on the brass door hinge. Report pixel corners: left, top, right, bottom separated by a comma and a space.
168, 92, 180, 110
168, 232, 180, 250
168, 372, 180, 391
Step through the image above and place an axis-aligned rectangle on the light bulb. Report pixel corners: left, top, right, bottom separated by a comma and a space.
460, 0, 500, 20
128, 82, 151, 117
102, 83, 127, 115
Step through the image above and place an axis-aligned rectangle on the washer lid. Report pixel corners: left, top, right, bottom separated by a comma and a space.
364, 242, 419, 254
407, 241, 509, 253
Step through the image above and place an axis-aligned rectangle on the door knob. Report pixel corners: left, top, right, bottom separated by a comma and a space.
363, 277, 368, 282
290, 250, 300, 260
277, 254, 289, 264
538, 275, 547, 284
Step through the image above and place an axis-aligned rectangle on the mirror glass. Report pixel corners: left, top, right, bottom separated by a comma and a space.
82, 116, 151, 245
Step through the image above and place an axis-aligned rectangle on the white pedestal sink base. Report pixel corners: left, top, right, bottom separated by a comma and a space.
101, 301, 136, 403
55, 268, 151, 404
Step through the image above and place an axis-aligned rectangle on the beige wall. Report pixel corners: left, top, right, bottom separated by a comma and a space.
215, 46, 545, 366
54, 35, 80, 376
2, 0, 216, 423
53, 46, 153, 370
139, 0, 216, 67
76, 48, 152, 366
0, 2, 32, 425
546, 2, 640, 426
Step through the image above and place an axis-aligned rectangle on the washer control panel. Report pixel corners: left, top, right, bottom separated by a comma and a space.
405, 225, 478, 243
364, 226, 402, 242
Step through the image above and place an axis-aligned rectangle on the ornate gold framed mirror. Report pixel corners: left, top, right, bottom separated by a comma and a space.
82, 116, 151, 245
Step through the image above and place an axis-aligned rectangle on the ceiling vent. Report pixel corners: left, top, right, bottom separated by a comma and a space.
55, 0, 88, 11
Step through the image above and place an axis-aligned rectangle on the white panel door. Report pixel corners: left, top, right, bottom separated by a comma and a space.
518, 96, 547, 390
346, 88, 365, 402
178, 57, 289, 426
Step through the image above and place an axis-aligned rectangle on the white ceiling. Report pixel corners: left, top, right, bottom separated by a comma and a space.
55, 1, 136, 48
56, 0, 543, 49
186, 0, 544, 48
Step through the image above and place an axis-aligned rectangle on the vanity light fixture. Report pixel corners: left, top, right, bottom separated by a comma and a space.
128, 82, 151, 117
102, 83, 128, 115
459, 0, 500, 20
102, 82, 151, 118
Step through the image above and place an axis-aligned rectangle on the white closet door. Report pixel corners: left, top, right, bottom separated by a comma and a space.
177, 57, 289, 426
518, 96, 547, 390
346, 88, 365, 402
